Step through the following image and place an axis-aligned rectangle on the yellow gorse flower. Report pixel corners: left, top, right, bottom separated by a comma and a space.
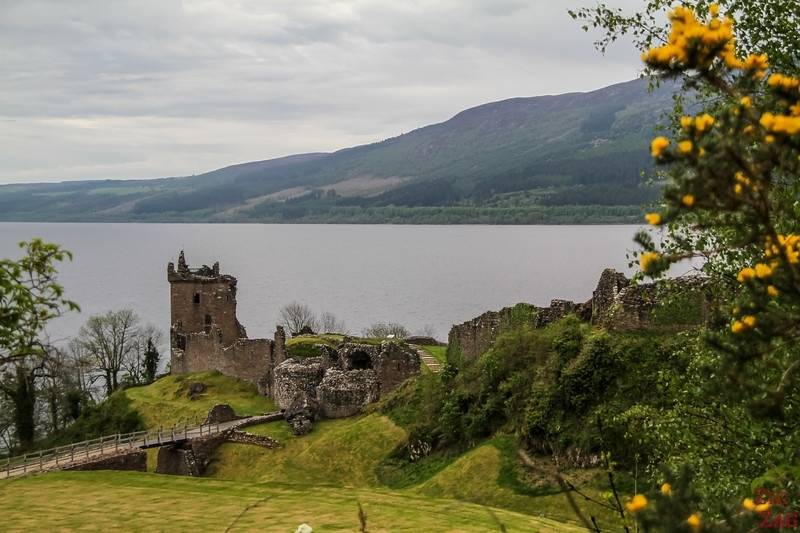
645, 213, 662, 226
754, 263, 773, 278
643, 5, 737, 71
755, 502, 771, 513
767, 285, 779, 297
694, 113, 715, 132
651, 137, 670, 158
681, 113, 715, 133
768, 73, 800, 92
626, 494, 648, 513
679, 140, 694, 154
735, 172, 751, 186
737, 267, 755, 283
687, 512, 701, 530
639, 252, 660, 274
760, 112, 800, 135
766, 234, 800, 264
743, 498, 756, 511
661, 483, 672, 496
743, 54, 769, 77
682, 194, 695, 207
732, 315, 756, 334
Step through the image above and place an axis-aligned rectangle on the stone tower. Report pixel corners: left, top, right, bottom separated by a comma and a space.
167, 251, 246, 352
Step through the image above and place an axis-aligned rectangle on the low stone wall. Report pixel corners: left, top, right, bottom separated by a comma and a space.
225, 430, 280, 448
66, 451, 147, 473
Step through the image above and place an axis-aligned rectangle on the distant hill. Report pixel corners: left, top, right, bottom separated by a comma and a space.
0, 78, 675, 224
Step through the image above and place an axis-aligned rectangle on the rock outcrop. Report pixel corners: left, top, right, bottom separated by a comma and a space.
203, 404, 239, 425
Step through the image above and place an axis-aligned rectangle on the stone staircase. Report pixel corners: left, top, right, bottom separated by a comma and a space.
409, 345, 443, 373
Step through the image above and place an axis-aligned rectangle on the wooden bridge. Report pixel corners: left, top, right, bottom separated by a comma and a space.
1, 413, 282, 479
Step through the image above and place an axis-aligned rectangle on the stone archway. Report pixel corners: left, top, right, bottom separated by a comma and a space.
348, 350, 373, 370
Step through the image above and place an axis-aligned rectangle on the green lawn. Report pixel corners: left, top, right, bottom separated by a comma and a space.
0, 471, 582, 532
123, 371, 276, 428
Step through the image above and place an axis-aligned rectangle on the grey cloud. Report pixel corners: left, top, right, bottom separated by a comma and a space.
0, 0, 645, 183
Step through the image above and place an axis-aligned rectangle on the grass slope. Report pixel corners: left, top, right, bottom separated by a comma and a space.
207, 415, 620, 528
207, 414, 406, 486
0, 471, 582, 532
412, 442, 620, 527
124, 371, 276, 428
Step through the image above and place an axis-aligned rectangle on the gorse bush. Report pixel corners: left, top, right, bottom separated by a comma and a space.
597, 2, 800, 529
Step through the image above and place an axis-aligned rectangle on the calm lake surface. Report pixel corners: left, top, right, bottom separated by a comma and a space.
0, 223, 649, 345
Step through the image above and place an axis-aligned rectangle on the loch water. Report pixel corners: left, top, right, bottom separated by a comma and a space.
0, 223, 657, 345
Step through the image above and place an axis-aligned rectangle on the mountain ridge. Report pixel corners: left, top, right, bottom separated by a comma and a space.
0, 78, 675, 224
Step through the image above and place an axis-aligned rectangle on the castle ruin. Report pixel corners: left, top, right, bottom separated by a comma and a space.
168, 252, 419, 422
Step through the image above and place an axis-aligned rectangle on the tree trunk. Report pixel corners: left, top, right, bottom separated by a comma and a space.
12, 367, 36, 450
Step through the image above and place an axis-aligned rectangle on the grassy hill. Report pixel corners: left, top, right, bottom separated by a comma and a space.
124, 370, 277, 428
0, 78, 675, 224
0, 369, 623, 530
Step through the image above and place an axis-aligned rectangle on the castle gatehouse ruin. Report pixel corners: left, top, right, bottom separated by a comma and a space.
168, 252, 420, 422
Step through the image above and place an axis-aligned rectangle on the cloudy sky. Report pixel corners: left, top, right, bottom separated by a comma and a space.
0, 0, 644, 185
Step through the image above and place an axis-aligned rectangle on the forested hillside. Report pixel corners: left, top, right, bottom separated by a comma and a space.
0, 78, 675, 223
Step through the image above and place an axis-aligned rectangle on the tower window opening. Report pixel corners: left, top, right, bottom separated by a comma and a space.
193, 293, 200, 304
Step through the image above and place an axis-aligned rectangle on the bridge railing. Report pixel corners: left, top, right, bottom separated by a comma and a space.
1, 421, 226, 479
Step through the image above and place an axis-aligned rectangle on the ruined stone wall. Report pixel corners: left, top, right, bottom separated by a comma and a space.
447, 268, 707, 365
317, 369, 379, 418
273, 357, 324, 409
373, 342, 420, 395
171, 327, 274, 395
447, 300, 589, 365
273, 325, 287, 365
595, 275, 711, 331
590, 269, 630, 322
